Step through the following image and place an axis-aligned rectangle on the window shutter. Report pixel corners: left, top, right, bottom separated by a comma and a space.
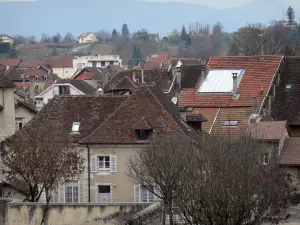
134, 185, 141, 202
110, 156, 117, 172
154, 187, 160, 201
59, 184, 65, 203
79, 181, 84, 203
91, 156, 97, 172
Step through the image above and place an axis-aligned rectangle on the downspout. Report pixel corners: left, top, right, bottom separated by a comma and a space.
86, 144, 91, 202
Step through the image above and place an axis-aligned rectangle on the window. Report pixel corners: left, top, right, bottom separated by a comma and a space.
15, 118, 23, 131
141, 186, 154, 203
35, 76, 38, 81
101, 61, 105, 67
65, 184, 78, 203
71, 122, 80, 132
92, 61, 97, 68
261, 152, 270, 165
34, 85, 39, 93
59, 86, 67, 95
285, 84, 292, 90
136, 129, 152, 140
223, 120, 238, 126
98, 185, 111, 203
98, 156, 110, 170
109, 61, 114, 65
44, 76, 47, 81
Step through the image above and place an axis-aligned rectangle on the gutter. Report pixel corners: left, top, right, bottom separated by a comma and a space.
86, 144, 91, 202
209, 107, 221, 134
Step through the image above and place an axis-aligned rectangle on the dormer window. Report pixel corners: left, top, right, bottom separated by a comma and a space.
223, 120, 238, 126
136, 129, 152, 140
71, 122, 80, 133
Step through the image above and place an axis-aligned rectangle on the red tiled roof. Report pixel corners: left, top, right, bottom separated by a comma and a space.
79, 32, 94, 38
75, 72, 94, 80
23, 68, 48, 77
19, 60, 45, 68
248, 121, 287, 140
47, 55, 73, 68
280, 137, 300, 166
0, 58, 21, 67
147, 53, 169, 64
14, 82, 30, 89
179, 55, 283, 108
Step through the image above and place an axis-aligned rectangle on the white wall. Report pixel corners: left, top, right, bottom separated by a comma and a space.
73, 56, 122, 71
52, 67, 75, 79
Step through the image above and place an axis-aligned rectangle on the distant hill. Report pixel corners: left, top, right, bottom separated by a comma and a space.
0, 0, 298, 37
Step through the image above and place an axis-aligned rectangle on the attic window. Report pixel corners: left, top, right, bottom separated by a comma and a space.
136, 129, 152, 140
223, 120, 238, 126
72, 122, 80, 132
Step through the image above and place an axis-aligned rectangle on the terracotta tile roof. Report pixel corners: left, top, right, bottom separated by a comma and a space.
133, 117, 152, 130
0, 58, 21, 67
46, 55, 73, 68
147, 53, 169, 64
271, 57, 300, 125
143, 62, 162, 70
22, 95, 128, 142
192, 108, 219, 132
179, 55, 282, 108
80, 86, 197, 144
19, 59, 45, 68
280, 137, 300, 165
247, 121, 287, 140
79, 32, 94, 38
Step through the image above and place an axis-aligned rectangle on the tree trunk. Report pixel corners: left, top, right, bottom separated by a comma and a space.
40, 189, 51, 225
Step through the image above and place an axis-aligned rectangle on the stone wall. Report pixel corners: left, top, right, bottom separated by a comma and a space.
1, 202, 149, 225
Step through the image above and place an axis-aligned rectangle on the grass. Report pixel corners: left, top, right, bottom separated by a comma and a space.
89, 43, 115, 55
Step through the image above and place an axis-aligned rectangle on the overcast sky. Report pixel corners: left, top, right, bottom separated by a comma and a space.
139, 0, 300, 9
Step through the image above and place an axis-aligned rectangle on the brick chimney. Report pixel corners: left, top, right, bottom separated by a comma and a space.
232, 73, 238, 98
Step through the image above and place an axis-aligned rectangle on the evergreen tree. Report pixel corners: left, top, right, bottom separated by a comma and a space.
112, 29, 117, 37
121, 23, 130, 38
286, 6, 295, 30
8, 44, 17, 58
181, 25, 188, 41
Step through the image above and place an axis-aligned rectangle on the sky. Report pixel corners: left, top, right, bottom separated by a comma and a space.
140, 0, 300, 9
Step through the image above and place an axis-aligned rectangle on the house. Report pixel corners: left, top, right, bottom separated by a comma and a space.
0, 58, 21, 69
20, 84, 198, 203
4, 66, 58, 97
78, 32, 97, 44
15, 99, 37, 131
0, 35, 14, 45
178, 55, 283, 136
73, 55, 123, 71
270, 57, 300, 137
148, 33, 160, 42
34, 79, 97, 110
45, 55, 74, 79
72, 66, 122, 88
0, 66, 16, 140
278, 20, 298, 30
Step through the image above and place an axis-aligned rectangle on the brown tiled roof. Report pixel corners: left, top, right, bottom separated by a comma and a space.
15, 100, 37, 114
247, 121, 287, 141
19, 59, 45, 68
147, 53, 169, 64
280, 137, 300, 166
170, 58, 200, 66
180, 65, 203, 89
46, 55, 73, 68
271, 57, 300, 125
22, 95, 128, 142
133, 118, 152, 130
111, 76, 138, 90
0, 66, 16, 88
0, 58, 21, 67
4, 67, 57, 81
80, 86, 196, 144
186, 113, 207, 122
179, 55, 282, 108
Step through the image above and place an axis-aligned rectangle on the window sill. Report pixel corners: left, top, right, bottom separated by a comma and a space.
95, 171, 112, 176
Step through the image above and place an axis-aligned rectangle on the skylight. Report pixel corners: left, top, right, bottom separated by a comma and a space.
72, 122, 80, 132
198, 69, 245, 93
285, 84, 292, 89
223, 120, 238, 126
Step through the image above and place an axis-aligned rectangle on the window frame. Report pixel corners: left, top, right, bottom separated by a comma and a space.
98, 156, 110, 171
65, 184, 79, 203
140, 185, 154, 203
223, 120, 238, 127
71, 122, 80, 132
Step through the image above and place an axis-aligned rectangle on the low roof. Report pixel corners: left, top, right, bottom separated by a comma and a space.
248, 121, 287, 140
56, 80, 97, 94
0, 58, 21, 67
280, 137, 300, 166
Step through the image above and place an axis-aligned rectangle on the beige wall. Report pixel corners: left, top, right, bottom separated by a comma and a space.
0, 88, 15, 140
52, 67, 74, 79
3, 202, 148, 225
15, 106, 35, 125
89, 145, 141, 203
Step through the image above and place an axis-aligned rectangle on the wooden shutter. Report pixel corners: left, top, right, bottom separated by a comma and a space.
91, 156, 97, 172
79, 181, 84, 203
110, 156, 117, 172
134, 185, 141, 202
59, 184, 65, 203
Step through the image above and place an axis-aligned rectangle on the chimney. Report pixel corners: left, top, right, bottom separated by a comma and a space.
29, 77, 35, 100
232, 73, 238, 98
132, 70, 136, 83
141, 69, 145, 84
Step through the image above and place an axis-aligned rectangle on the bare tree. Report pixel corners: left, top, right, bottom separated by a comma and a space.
0, 124, 84, 224
264, 23, 289, 54
63, 32, 76, 44
127, 132, 199, 225
176, 134, 297, 225
95, 29, 112, 43
28, 35, 37, 44
13, 35, 28, 45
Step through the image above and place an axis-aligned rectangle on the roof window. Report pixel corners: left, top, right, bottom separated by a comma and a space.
285, 84, 292, 90
223, 120, 238, 126
71, 122, 80, 132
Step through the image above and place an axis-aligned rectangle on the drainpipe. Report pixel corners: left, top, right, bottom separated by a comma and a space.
232, 73, 238, 98
86, 144, 91, 202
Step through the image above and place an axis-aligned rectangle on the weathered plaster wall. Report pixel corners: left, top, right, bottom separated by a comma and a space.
2, 202, 148, 225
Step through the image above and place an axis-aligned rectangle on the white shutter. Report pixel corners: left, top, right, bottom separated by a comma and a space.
59, 184, 65, 203
110, 156, 117, 172
110, 185, 113, 203
134, 185, 141, 202
79, 181, 84, 203
91, 156, 97, 172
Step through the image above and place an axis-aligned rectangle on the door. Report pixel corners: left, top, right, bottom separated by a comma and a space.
98, 185, 111, 203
